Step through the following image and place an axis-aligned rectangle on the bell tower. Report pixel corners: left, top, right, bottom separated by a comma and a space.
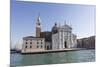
36, 14, 41, 37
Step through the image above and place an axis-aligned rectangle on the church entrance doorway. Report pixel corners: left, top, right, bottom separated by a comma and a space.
64, 41, 67, 48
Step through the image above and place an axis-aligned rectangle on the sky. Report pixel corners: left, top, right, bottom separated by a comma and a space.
11, 0, 96, 47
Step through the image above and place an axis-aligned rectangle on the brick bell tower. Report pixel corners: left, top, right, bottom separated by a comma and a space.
36, 14, 41, 37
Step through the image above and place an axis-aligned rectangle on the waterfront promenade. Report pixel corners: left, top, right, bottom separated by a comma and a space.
21, 48, 86, 54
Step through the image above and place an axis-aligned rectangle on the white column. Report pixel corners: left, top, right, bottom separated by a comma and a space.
68, 32, 70, 48
69, 32, 71, 48
70, 32, 72, 48
68, 31, 71, 48
58, 30, 61, 49
62, 31, 64, 49
52, 35, 54, 50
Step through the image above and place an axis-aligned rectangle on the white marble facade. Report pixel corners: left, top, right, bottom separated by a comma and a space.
52, 24, 77, 50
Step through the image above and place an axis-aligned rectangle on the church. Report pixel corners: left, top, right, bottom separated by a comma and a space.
52, 22, 77, 50
21, 15, 77, 53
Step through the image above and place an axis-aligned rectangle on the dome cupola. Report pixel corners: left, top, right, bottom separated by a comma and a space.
52, 22, 58, 34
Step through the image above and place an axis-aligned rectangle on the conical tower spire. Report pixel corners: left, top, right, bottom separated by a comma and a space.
37, 13, 41, 23
36, 13, 41, 37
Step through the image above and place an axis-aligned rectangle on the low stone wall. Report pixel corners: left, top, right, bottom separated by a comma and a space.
21, 48, 86, 54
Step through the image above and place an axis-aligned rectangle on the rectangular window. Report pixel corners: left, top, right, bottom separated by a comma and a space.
30, 45, 32, 48
25, 46, 27, 48
37, 42, 39, 44
37, 45, 39, 48
26, 42, 27, 44
41, 42, 43, 44
41, 45, 43, 48
30, 42, 32, 44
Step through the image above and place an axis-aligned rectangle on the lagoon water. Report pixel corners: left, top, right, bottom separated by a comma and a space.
10, 49, 95, 66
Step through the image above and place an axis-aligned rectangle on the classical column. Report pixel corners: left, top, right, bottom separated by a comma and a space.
62, 30, 65, 49
68, 31, 71, 48
58, 29, 61, 49
67, 31, 70, 48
